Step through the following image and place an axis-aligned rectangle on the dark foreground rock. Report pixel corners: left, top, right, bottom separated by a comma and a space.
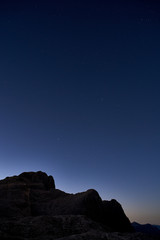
0, 171, 133, 232
0, 215, 106, 240
0, 171, 156, 239
0, 217, 158, 240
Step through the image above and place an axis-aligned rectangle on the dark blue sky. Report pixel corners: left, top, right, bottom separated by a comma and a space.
0, 0, 160, 224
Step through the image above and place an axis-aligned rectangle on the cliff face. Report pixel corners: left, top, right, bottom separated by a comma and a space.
0, 171, 134, 239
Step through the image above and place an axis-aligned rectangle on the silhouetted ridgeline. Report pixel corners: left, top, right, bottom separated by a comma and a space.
132, 222, 160, 236
0, 171, 157, 240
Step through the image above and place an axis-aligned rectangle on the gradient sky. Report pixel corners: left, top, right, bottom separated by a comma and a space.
0, 0, 160, 225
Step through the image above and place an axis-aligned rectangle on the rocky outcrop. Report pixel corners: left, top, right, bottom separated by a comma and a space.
0, 171, 134, 239
0, 171, 56, 217
102, 199, 133, 232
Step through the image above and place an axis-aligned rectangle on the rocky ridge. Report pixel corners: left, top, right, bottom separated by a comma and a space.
0, 171, 156, 240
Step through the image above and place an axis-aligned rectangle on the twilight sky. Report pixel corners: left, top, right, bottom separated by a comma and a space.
0, 0, 160, 224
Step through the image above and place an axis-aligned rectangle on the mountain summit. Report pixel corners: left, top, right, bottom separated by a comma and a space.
0, 171, 135, 239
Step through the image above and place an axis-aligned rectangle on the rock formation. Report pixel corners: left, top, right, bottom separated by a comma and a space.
0, 171, 139, 239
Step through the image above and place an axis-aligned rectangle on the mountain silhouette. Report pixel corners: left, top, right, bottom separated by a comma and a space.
132, 222, 160, 236
1, 171, 158, 240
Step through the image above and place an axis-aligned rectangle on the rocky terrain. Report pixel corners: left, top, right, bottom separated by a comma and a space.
0, 171, 158, 239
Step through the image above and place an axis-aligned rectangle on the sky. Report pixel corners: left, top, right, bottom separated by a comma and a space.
0, 0, 160, 225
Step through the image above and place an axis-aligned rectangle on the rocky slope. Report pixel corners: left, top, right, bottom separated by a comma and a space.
0, 171, 157, 240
